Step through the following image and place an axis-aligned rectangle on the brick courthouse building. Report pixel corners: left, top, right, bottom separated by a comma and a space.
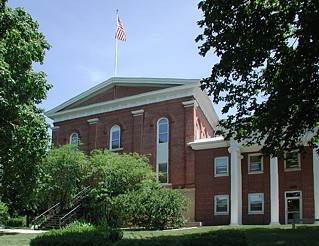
46, 77, 319, 225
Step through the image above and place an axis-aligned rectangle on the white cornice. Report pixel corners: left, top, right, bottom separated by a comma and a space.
46, 77, 199, 115
46, 83, 199, 123
131, 109, 144, 117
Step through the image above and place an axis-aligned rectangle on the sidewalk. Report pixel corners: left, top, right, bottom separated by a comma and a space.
0, 228, 46, 234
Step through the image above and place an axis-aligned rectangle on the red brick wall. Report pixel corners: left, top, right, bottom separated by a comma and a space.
241, 152, 270, 225
195, 107, 215, 139
278, 147, 314, 224
53, 96, 195, 188
195, 147, 230, 225
64, 86, 165, 110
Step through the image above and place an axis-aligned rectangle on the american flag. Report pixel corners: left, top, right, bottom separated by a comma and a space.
115, 16, 127, 41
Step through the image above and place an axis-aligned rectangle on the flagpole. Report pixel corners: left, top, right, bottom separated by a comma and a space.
114, 9, 119, 77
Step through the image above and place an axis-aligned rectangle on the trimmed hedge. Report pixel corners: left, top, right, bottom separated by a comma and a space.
5, 216, 26, 227
30, 222, 122, 246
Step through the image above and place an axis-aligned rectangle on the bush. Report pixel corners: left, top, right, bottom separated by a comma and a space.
0, 202, 9, 225
5, 216, 26, 227
36, 145, 88, 210
114, 184, 187, 230
30, 221, 123, 246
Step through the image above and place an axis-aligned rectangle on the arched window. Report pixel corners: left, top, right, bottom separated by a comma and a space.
156, 118, 169, 183
110, 125, 121, 150
157, 118, 168, 144
69, 132, 79, 145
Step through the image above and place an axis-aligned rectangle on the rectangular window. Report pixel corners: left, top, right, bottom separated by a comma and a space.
248, 154, 263, 174
158, 162, 168, 184
214, 195, 229, 215
214, 157, 229, 177
248, 193, 264, 214
284, 152, 301, 170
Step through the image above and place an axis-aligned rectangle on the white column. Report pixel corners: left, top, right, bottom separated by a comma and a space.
228, 141, 242, 225
313, 148, 319, 224
270, 157, 280, 224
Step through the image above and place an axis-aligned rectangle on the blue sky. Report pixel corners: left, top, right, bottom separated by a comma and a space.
8, 0, 220, 121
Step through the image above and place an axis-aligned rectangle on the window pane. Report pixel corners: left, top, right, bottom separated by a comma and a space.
250, 155, 261, 163
159, 123, 168, 134
70, 133, 78, 145
112, 140, 120, 149
159, 133, 168, 143
112, 130, 119, 141
158, 163, 168, 183
249, 194, 263, 212
286, 152, 299, 169
215, 158, 228, 175
249, 162, 262, 172
216, 196, 228, 213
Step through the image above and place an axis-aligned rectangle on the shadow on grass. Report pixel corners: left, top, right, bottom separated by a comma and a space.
0, 232, 19, 236
243, 226, 319, 246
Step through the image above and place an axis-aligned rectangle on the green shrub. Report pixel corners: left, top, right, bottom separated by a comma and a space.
114, 185, 187, 230
0, 202, 9, 225
30, 221, 123, 246
5, 216, 26, 227
36, 145, 88, 210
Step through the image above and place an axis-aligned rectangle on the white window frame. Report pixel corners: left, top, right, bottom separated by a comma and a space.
214, 156, 229, 177
156, 117, 169, 184
248, 153, 264, 174
214, 195, 229, 215
69, 132, 79, 145
284, 151, 301, 171
109, 125, 121, 151
248, 193, 264, 214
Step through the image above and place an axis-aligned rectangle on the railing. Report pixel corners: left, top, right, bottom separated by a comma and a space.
30, 186, 91, 229
30, 202, 61, 229
59, 204, 81, 227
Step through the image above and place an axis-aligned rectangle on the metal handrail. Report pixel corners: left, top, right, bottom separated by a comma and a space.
31, 202, 61, 227
31, 186, 91, 229
60, 204, 81, 221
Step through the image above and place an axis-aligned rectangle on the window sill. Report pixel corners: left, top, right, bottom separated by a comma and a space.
248, 171, 264, 175
214, 174, 229, 177
110, 147, 123, 152
160, 183, 172, 188
214, 212, 229, 216
284, 167, 301, 172
248, 212, 264, 215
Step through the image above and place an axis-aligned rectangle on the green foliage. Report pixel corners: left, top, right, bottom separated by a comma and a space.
30, 221, 123, 246
0, 2, 51, 213
114, 185, 187, 230
0, 201, 9, 225
84, 150, 186, 230
196, 0, 319, 155
5, 216, 26, 228
36, 145, 88, 210
85, 150, 155, 226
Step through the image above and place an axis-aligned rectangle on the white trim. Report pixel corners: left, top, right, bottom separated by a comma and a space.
182, 100, 198, 108
214, 194, 229, 215
248, 193, 264, 215
109, 125, 121, 150
284, 151, 301, 171
156, 117, 169, 184
131, 109, 144, 117
87, 118, 99, 125
270, 157, 280, 224
51, 126, 60, 130
188, 136, 228, 150
248, 153, 263, 174
313, 148, 319, 223
110, 147, 123, 152
285, 191, 303, 224
214, 156, 229, 177
46, 77, 199, 115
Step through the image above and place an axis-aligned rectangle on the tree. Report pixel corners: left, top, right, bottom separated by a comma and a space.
0, 2, 51, 213
196, 0, 319, 155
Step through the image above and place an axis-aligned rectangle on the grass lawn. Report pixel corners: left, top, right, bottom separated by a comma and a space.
1, 225, 319, 246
